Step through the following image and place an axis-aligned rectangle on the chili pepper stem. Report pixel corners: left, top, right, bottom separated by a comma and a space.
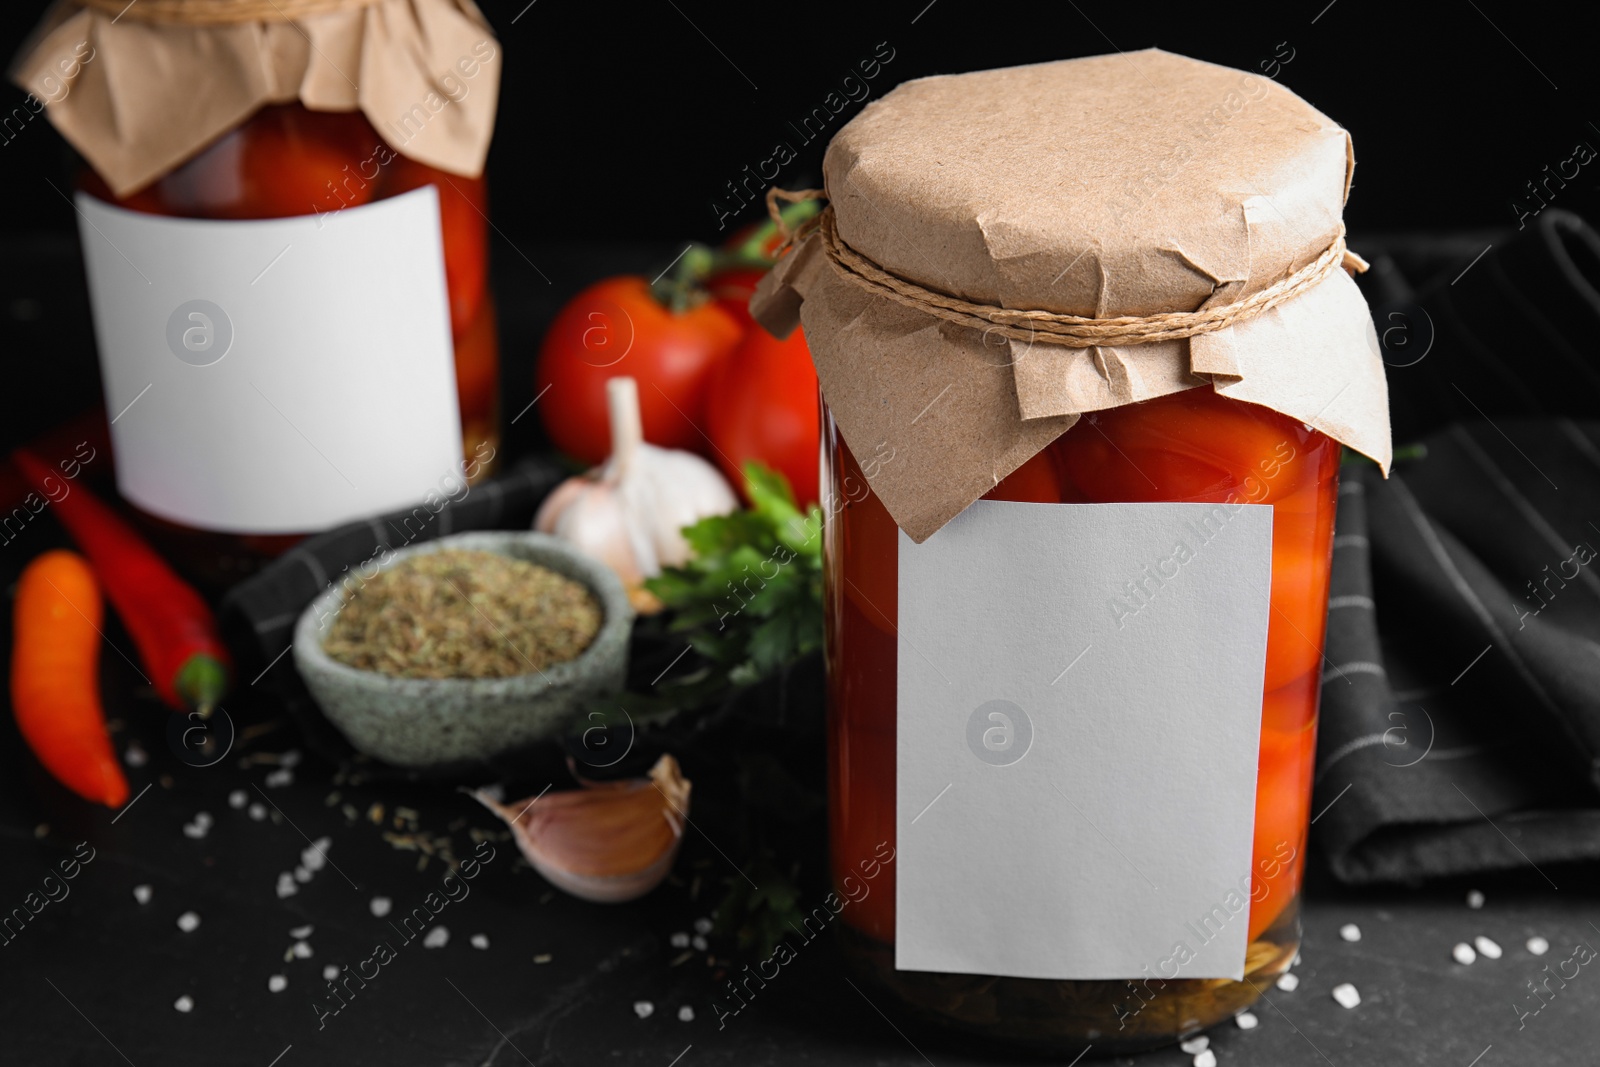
175, 653, 229, 719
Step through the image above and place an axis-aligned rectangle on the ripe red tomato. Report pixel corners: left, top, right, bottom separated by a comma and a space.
453, 296, 499, 433
378, 157, 489, 333
705, 324, 821, 505
707, 266, 768, 331
156, 105, 377, 220
535, 277, 742, 464
1249, 719, 1315, 940
983, 447, 1062, 503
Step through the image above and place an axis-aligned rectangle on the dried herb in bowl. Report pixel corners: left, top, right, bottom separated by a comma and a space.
323, 549, 602, 679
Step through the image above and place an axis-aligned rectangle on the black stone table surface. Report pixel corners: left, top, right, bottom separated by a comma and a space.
2, 237, 1598, 1067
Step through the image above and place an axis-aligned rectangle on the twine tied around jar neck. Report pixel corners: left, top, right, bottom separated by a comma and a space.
765, 187, 1370, 349
75, 0, 385, 24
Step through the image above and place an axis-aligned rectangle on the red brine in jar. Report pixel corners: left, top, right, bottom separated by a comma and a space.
824, 386, 1340, 1049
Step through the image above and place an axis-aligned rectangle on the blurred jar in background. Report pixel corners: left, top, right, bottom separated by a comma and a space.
12, 0, 502, 588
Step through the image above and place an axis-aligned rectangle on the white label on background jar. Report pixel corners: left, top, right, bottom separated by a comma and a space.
76, 187, 463, 533
896, 499, 1273, 981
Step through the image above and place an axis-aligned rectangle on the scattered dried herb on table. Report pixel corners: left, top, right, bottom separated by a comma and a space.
324, 550, 602, 679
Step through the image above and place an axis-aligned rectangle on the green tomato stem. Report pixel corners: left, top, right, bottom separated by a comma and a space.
726, 199, 824, 266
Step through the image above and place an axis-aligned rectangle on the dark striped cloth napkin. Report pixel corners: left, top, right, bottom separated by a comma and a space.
1314, 422, 1600, 882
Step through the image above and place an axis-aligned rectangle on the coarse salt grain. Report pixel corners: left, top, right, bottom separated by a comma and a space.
293, 866, 312, 884
534, 954, 552, 964
1235, 1010, 1259, 1030
471, 934, 489, 950
691, 936, 708, 952
126, 744, 148, 767
133, 885, 153, 905
1292, 952, 1302, 967
229, 790, 248, 809
302, 840, 330, 871
176, 911, 200, 932
193, 812, 213, 829
248, 803, 267, 821
1467, 890, 1485, 909
290, 924, 313, 939
268, 975, 287, 993
423, 926, 449, 949
276, 873, 298, 899
1193, 1050, 1217, 1067
1339, 923, 1361, 942
1179, 1034, 1209, 1053
173, 995, 194, 1013
280, 750, 302, 768
693, 918, 713, 935
323, 965, 340, 981
634, 1001, 654, 1019
1275, 973, 1299, 992
292, 941, 313, 959
1331, 982, 1361, 1008
678, 1006, 695, 1022
670, 932, 690, 949
370, 897, 392, 917
1453, 942, 1476, 965
1528, 937, 1550, 956
182, 822, 208, 839
265, 768, 294, 788
1474, 936, 1503, 960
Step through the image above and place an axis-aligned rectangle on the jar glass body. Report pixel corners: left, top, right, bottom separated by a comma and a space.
78, 103, 498, 587
822, 384, 1340, 1053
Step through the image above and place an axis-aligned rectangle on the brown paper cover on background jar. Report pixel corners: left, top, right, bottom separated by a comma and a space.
9, 0, 499, 197
754, 49, 1392, 543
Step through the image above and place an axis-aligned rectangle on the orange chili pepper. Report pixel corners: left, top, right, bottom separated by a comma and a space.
10, 550, 129, 808
12, 450, 230, 715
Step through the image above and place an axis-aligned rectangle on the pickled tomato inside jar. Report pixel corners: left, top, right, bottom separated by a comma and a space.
827, 384, 1339, 946
80, 103, 499, 470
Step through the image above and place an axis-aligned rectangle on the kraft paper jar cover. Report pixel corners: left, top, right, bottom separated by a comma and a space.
754, 49, 1392, 543
10, 0, 500, 196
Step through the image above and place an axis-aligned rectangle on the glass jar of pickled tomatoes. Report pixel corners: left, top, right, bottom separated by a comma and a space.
823, 385, 1340, 1051
757, 49, 1392, 1058
14, 0, 503, 590
74, 103, 497, 586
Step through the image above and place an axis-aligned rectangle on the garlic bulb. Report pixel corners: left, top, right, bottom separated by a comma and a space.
535, 376, 737, 611
473, 754, 691, 904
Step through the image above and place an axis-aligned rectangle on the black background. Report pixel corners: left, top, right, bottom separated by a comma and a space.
4, 6, 1600, 1065
2, 0, 1598, 244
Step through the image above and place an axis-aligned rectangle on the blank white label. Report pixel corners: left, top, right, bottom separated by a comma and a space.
77, 187, 463, 533
896, 500, 1272, 980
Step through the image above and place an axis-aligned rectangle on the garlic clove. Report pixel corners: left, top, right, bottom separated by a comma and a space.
625, 443, 737, 570
536, 471, 649, 586
534, 377, 736, 610
473, 754, 691, 904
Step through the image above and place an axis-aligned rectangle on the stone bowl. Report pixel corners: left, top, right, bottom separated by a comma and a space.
292, 531, 633, 768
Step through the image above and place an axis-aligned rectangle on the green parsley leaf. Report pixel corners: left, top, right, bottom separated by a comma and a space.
644, 462, 824, 682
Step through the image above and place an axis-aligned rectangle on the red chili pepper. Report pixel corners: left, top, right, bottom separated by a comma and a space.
11, 450, 230, 715
0, 406, 109, 514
